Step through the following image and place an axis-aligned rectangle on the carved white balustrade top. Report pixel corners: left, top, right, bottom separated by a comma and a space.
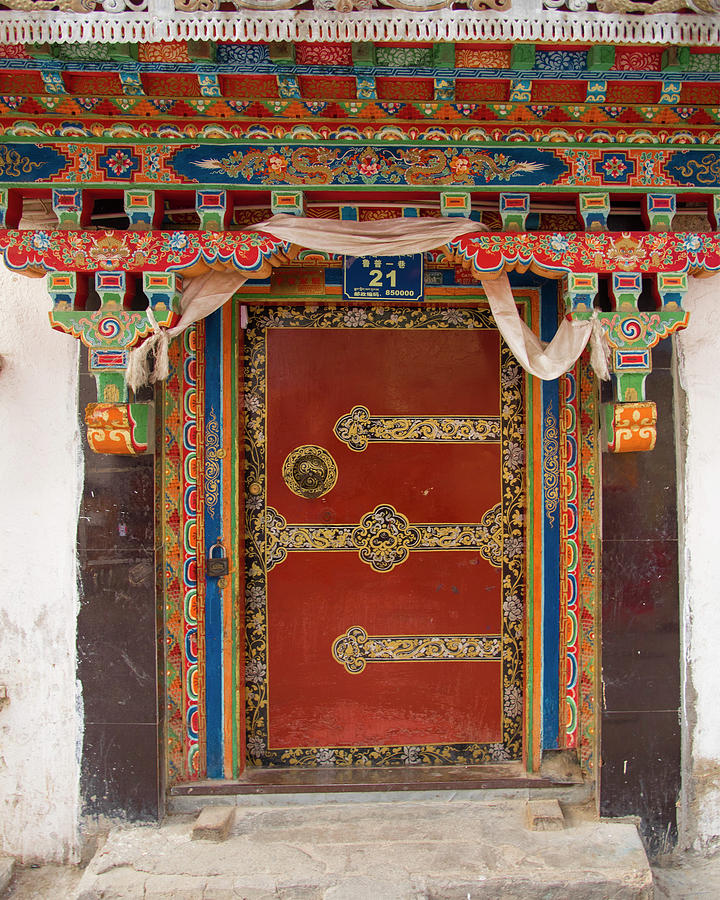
0, 0, 719, 46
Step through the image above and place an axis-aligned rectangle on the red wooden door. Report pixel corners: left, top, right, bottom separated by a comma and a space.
244, 305, 525, 767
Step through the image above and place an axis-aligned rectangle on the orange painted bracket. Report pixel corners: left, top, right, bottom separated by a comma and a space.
84, 401, 153, 455
603, 401, 657, 453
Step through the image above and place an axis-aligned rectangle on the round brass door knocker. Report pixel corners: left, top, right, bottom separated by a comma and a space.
282, 445, 338, 499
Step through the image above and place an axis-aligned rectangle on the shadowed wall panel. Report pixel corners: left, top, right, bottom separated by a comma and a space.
600, 341, 681, 855
77, 360, 161, 823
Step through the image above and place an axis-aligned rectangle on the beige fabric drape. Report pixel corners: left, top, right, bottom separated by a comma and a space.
129, 215, 607, 388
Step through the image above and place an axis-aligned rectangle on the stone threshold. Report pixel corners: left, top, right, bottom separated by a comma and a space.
169, 762, 582, 796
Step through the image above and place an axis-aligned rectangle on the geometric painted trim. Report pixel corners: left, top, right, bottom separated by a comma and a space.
559, 368, 581, 749
160, 336, 185, 784
3, 121, 720, 148
7, 58, 720, 82
578, 356, 600, 776
194, 320, 208, 777
7, 58, 720, 81
160, 325, 200, 782
184, 325, 202, 779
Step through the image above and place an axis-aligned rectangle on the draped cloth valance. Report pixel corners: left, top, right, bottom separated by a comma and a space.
127, 215, 609, 390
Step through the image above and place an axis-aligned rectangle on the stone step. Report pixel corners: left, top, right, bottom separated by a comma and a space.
76, 799, 652, 899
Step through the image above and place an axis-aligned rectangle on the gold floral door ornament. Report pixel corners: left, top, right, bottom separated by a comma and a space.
282, 445, 338, 499
261, 502, 503, 573
334, 406, 502, 452
332, 626, 503, 674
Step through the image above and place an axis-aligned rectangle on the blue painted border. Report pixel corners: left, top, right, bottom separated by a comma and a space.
510, 272, 561, 750
203, 308, 224, 777
540, 299, 561, 752
6, 58, 720, 82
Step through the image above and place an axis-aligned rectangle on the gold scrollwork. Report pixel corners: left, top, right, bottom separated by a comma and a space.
351, 505, 420, 572
334, 405, 502, 452
264, 506, 289, 570
264, 502, 503, 573
0, 146, 43, 179
282, 444, 338, 499
205, 406, 221, 520
543, 403, 559, 526
332, 625, 503, 674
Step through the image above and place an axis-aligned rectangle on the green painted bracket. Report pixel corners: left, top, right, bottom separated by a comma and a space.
269, 42, 295, 64
598, 306, 687, 404
48, 270, 182, 404
566, 272, 688, 450
352, 43, 376, 67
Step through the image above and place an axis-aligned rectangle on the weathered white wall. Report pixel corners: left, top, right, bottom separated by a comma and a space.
0, 264, 82, 863
676, 274, 720, 851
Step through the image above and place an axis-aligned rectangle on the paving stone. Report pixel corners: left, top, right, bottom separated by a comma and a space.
2, 863, 83, 899
0, 857, 14, 894
652, 850, 720, 898
526, 798, 565, 831
76, 864, 148, 899
418, 875, 652, 899
323, 874, 414, 899
230, 874, 277, 893
145, 873, 209, 898
192, 806, 235, 842
274, 887, 325, 900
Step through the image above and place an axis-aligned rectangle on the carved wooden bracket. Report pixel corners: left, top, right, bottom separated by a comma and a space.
47, 269, 181, 454
565, 270, 689, 453
0, 228, 701, 454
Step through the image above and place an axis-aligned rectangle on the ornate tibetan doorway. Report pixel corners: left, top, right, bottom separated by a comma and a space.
243, 304, 527, 769
161, 282, 594, 788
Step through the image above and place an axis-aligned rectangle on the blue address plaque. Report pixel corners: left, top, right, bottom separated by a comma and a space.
343, 254, 424, 302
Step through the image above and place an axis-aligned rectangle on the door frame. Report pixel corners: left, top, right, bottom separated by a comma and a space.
158, 271, 600, 787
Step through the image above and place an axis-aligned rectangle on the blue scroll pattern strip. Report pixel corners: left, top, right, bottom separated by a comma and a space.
665, 150, 720, 186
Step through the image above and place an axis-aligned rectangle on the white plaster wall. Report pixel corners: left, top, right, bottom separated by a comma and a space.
676, 274, 720, 850
0, 264, 82, 863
